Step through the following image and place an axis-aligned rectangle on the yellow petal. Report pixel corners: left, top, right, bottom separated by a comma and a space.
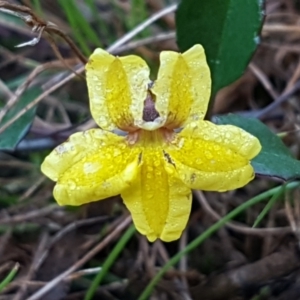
86, 48, 150, 131
41, 129, 140, 206
121, 145, 192, 242
151, 44, 211, 129
166, 121, 261, 191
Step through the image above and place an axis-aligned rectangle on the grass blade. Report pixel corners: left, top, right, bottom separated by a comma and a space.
84, 224, 136, 300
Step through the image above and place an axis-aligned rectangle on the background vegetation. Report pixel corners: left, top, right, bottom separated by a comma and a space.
0, 0, 300, 299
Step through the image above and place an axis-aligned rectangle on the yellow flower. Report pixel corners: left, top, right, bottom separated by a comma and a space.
41, 45, 261, 242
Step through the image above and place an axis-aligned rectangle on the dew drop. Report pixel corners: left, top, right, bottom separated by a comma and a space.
68, 180, 77, 190
155, 170, 162, 177
147, 166, 153, 172
56, 145, 66, 155
196, 158, 202, 165
113, 148, 121, 157
146, 193, 154, 199
154, 160, 160, 167
84, 162, 100, 174
205, 151, 213, 159
178, 138, 184, 148
225, 132, 231, 139
159, 185, 165, 192
102, 181, 111, 189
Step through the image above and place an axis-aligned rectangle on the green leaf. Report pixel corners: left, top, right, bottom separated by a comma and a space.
0, 88, 41, 150
176, 0, 265, 95
214, 114, 300, 181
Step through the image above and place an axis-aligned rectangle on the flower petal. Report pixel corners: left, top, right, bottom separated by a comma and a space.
86, 48, 150, 131
166, 121, 261, 191
121, 148, 192, 242
41, 129, 140, 206
151, 44, 211, 129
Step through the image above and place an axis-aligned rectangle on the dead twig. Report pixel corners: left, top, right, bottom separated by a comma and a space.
113, 31, 176, 54
0, 60, 75, 124
0, 3, 178, 137
0, 78, 15, 99
249, 63, 278, 99
108, 3, 177, 52
178, 230, 191, 300
0, 1, 87, 64
0, 204, 59, 225
27, 215, 132, 300
18, 176, 46, 202
194, 190, 292, 236
190, 246, 300, 299
13, 232, 49, 300
285, 189, 300, 245
36, 216, 111, 270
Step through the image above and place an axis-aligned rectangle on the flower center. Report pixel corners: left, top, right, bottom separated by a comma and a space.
142, 91, 159, 122
127, 127, 175, 146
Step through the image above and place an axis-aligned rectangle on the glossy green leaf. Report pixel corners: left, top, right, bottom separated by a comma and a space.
176, 0, 265, 95
0, 88, 41, 150
214, 114, 300, 181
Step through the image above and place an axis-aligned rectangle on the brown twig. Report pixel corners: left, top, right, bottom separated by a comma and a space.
178, 230, 191, 299
0, 1, 87, 64
285, 189, 300, 244
194, 190, 292, 236
27, 215, 132, 300
190, 246, 300, 299
36, 216, 110, 270
18, 176, 46, 202
113, 31, 176, 54
0, 3, 178, 137
249, 63, 278, 99
0, 66, 82, 135
0, 212, 13, 257
0, 59, 76, 124
43, 33, 85, 80
13, 232, 49, 300
0, 79, 15, 99
0, 204, 59, 225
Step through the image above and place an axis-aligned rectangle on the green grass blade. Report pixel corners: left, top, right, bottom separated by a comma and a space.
58, 0, 91, 56
84, 0, 108, 46
32, 0, 43, 17
252, 184, 286, 228
138, 182, 300, 300
0, 263, 19, 292
84, 224, 136, 300
63, 0, 102, 46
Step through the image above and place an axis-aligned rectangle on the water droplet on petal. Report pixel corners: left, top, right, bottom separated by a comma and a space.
68, 180, 77, 190
154, 160, 160, 167
196, 158, 202, 165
